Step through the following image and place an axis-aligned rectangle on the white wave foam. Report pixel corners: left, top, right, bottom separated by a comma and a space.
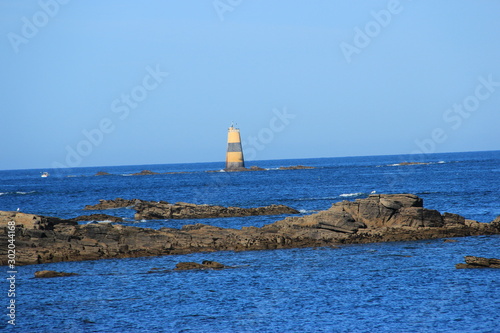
437, 161, 445, 164
339, 192, 364, 198
17, 191, 35, 195
0, 191, 36, 196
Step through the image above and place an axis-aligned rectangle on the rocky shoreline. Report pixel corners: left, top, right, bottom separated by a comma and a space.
1, 194, 499, 266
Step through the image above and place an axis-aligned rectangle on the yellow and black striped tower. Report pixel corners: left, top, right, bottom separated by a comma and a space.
225, 123, 245, 171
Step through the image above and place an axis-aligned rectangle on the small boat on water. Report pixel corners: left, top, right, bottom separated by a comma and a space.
41, 172, 49, 178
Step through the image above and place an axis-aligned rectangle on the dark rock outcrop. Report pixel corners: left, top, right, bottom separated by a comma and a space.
133, 201, 300, 220
84, 198, 143, 210
2, 194, 500, 266
34, 270, 78, 278
455, 256, 500, 269
84, 198, 299, 220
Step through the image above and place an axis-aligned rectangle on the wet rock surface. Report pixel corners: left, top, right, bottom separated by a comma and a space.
2, 194, 500, 266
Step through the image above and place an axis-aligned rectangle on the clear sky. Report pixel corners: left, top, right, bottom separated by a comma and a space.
1, 0, 499, 170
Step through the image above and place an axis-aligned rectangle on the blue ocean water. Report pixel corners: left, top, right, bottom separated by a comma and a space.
1, 151, 500, 332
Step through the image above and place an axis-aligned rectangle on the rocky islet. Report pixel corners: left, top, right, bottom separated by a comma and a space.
84, 198, 300, 220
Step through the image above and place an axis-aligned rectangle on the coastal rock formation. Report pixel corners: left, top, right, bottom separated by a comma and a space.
2, 194, 500, 266
133, 201, 300, 220
455, 256, 500, 269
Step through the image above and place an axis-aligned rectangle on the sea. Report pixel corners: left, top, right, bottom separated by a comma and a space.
1, 150, 499, 332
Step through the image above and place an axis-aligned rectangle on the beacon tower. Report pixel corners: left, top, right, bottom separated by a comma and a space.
225, 124, 245, 171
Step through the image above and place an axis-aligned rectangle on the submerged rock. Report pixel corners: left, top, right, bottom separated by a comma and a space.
455, 256, 500, 269
34, 270, 78, 278
175, 261, 227, 270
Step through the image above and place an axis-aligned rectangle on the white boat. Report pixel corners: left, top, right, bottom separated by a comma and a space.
41, 172, 49, 178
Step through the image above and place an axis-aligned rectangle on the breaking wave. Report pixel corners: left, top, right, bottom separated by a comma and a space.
0, 191, 37, 196
339, 192, 365, 198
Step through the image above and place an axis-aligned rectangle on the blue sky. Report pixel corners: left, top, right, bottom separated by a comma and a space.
1, 0, 499, 170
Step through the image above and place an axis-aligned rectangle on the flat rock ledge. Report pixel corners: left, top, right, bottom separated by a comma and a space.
455, 256, 500, 269
84, 198, 299, 220
1, 194, 500, 266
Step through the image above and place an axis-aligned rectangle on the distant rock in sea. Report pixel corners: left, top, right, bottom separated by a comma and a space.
278, 165, 315, 170
131, 170, 160, 176
94, 171, 112, 176
209, 165, 315, 172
